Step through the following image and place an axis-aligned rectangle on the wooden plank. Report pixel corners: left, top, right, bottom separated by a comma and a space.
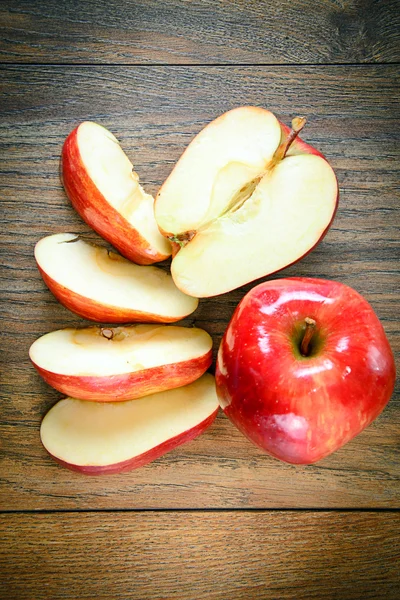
1, 512, 399, 599
0, 65, 399, 510
1, 0, 399, 64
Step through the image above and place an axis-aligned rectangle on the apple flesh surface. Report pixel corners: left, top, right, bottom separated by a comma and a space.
216, 278, 395, 464
155, 107, 338, 297
30, 325, 213, 401
35, 233, 198, 322
40, 373, 219, 475
62, 121, 171, 264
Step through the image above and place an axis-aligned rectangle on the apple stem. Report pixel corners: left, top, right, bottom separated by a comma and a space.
274, 116, 307, 162
101, 328, 114, 340
300, 317, 316, 357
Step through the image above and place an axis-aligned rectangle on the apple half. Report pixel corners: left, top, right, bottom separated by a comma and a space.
30, 324, 213, 401
40, 373, 219, 474
35, 233, 198, 322
62, 121, 171, 264
155, 107, 339, 297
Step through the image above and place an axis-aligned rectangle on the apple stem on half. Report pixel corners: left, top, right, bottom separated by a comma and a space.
274, 117, 307, 162
300, 317, 316, 357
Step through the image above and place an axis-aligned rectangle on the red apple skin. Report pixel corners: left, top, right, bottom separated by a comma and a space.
61, 126, 170, 265
45, 408, 219, 475
216, 278, 395, 465
32, 350, 212, 401
37, 265, 188, 323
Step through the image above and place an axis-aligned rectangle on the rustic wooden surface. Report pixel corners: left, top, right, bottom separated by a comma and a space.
1, 512, 399, 599
0, 1, 399, 598
1, 0, 399, 64
1, 65, 399, 510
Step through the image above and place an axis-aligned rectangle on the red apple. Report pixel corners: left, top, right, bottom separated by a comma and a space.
155, 107, 338, 297
216, 278, 395, 464
30, 324, 212, 401
61, 121, 171, 264
40, 373, 219, 475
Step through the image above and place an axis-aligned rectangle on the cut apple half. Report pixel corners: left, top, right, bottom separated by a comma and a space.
30, 324, 213, 401
155, 107, 338, 297
62, 121, 171, 264
40, 373, 219, 475
35, 233, 198, 322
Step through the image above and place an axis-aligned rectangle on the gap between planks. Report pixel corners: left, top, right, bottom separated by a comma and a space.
0, 62, 399, 68
1, 508, 399, 515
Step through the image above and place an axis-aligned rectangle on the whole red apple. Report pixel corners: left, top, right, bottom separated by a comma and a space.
216, 278, 395, 464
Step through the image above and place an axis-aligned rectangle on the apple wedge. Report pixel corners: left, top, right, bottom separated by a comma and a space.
40, 373, 219, 474
155, 107, 338, 297
62, 121, 171, 264
30, 324, 213, 401
35, 233, 198, 322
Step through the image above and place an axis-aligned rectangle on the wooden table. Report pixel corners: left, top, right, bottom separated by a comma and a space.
1, 2, 399, 598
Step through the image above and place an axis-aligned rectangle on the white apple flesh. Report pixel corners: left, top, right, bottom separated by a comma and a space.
35, 233, 198, 322
30, 325, 213, 401
62, 121, 171, 264
155, 107, 338, 297
40, 373, 219, 474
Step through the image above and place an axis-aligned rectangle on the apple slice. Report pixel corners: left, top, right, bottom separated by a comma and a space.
61, 121, 171, 265
155, 107, 338, 297
30, 324, 213, 401
40, 373, 219, 474
35, 233, 198, 322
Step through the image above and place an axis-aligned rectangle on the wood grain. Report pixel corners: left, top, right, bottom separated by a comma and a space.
0, 65, 399, 510
1, 0, 399, 64
1, 512, 399, 599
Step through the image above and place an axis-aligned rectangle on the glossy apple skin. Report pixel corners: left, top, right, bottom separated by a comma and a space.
32, 350, 212, 401
47, 409, 219, 475
61, 126, 170, 265
216, 278, 395, 464
37, 265, 188, 323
